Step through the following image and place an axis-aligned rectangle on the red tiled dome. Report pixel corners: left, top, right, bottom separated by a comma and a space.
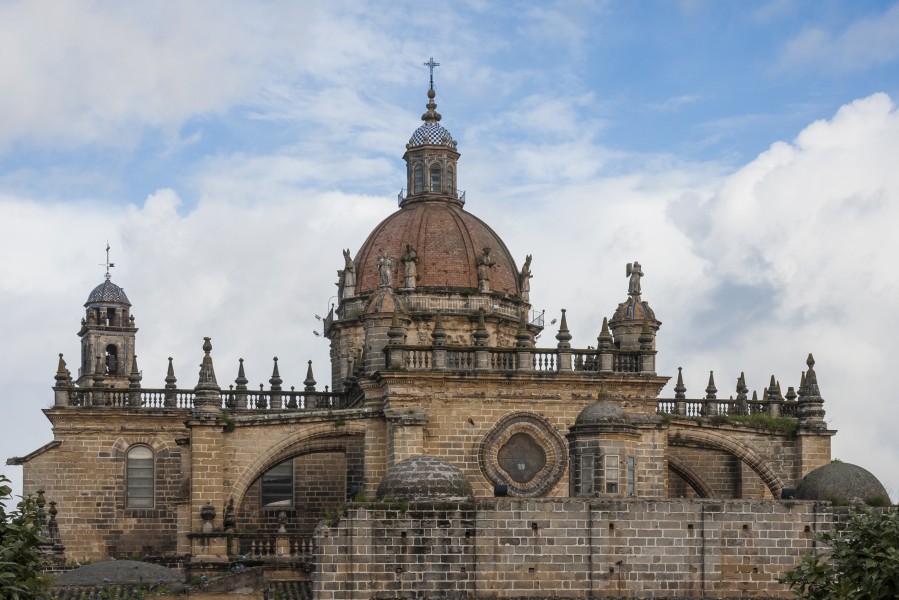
354, 200, 520, 296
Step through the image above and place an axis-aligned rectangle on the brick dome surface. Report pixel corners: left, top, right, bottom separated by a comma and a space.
354, 200, 520, 296
376, 455, 473, 501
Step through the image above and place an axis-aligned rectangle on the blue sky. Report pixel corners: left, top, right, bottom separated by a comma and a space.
2, 1, 899, 504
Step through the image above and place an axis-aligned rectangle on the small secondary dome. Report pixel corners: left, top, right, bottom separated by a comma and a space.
85, 279, 131, 306
575, 401, 626, 425
795, 462, 889, 506
377, 455, 473, 501
612, 298, 656, 322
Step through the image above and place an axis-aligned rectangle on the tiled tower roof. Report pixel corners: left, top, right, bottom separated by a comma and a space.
84, 279, 131, 306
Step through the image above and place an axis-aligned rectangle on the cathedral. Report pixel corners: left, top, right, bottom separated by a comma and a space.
9, 73, 889, 599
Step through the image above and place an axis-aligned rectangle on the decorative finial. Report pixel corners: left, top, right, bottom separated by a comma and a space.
705, 371, 717, 400
767, 375, 778, 402
129, 355, 142, 388
423, 57, 440, 91
555, 308, 572, 348
674, 367, 686, 400
55, 354, 70, 386
269, 357, 282, 391
100, 242, 115, 281
235, 358, 248, 390
195, 337, 219, 392
304, 360, 317, 392
165, 357, 177, 389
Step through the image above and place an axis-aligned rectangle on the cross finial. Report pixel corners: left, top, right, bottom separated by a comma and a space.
423, 57, 440, 90
100, 242, 115, 280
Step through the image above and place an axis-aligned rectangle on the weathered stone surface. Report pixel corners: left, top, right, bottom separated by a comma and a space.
795, 461, 888, 504
377, 455, 473, 501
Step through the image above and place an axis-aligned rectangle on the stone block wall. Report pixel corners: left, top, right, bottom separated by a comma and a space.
21, 411, 188, 561
238, 450, 348, 536
316, 498, 830, 599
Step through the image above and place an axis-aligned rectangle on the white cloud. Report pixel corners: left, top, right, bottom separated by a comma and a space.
675, 93, 899, 496
778, 3, 899, 72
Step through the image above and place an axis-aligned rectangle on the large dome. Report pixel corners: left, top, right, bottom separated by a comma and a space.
353, 200, 520, 296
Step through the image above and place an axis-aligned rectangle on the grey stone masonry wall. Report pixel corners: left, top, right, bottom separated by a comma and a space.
315, 498, 831, 599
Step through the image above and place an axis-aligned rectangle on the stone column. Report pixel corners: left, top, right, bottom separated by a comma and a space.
385, 408, 427, 467
189, 338, 227, 563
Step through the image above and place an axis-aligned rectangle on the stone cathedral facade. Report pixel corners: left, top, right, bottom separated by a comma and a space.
10, 83, 885, 599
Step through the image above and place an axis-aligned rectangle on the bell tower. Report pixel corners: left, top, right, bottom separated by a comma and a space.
76, 246, 137, 388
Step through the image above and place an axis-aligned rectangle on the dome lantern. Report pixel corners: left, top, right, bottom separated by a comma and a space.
402, 59, 462, 207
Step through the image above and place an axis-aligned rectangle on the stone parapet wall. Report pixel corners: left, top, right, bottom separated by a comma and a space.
315, 498, 831, 599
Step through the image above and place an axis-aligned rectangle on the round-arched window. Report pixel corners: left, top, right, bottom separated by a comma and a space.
430, 164, 442, 193
126, 445, 154, 508
413, 164, 424, 193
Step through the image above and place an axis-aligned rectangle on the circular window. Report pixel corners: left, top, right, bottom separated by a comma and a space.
479, 412, 567, 496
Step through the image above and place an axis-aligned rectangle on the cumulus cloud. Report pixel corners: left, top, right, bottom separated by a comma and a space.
673, 93, 899, 495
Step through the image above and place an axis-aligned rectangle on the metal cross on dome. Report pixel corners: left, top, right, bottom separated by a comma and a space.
423, 57, 440, 90
100, 242, 115, 280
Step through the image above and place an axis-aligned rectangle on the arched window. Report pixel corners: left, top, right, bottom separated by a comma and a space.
261, 459, 294, 508
413, 164, 424, 193
430, 164, 442, 192
126, 446, 154, 508
105, 344, 118, 375
446, 166, 454, 195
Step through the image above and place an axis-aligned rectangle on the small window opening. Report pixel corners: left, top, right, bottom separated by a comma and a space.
581, 454, 594, 495
261, 459, 294, 508
413, 164, 424, 193
105, 344, 119, 375
627, 456, 636, 496
447, 166, 455, 195
605, 454, 619, 494
126, 446, 154, 508
430, 164, 442, 192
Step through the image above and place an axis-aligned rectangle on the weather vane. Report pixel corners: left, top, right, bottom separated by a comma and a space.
100, 242, 115, 280
423, 57, 440, 90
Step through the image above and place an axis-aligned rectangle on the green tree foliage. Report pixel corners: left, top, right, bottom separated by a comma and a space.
782, 507, 899, 600
0, 474, 49, 599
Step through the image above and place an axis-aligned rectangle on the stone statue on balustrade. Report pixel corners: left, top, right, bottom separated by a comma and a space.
477, 247, 496, 293
378, 255, 395, 288
519, 254, 533, 303
402, 244, 418, 289
338, 249, 356, 302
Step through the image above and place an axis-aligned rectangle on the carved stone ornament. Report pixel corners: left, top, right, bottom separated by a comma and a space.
479, 412, 567, 497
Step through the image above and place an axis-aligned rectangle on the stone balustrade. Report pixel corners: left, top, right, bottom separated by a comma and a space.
56, 387, 349, 411
388, 344, 655, 375
656, 397, 800, 420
